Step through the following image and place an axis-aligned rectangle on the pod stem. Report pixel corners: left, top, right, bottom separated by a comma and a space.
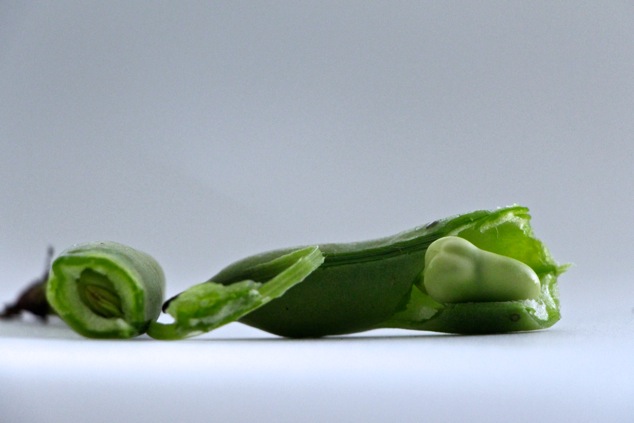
1, 246, 55, 321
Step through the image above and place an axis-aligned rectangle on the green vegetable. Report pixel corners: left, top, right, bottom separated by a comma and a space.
45, 241, 165, 338
5, 204, 567, 340
422, 236, 541, 303
147, 246, 324, 340
206, 205, 567, 337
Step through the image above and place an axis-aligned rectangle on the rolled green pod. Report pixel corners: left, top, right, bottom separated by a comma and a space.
206, 205, 567, 337
46, 241, 165, 339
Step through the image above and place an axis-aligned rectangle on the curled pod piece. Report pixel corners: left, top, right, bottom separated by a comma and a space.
150, 246, 324, 340
46, 241, 165, 338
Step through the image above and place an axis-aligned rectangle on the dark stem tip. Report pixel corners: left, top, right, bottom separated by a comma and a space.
1, 246, 55, 321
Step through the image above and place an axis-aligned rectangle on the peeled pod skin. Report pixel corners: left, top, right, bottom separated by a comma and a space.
148, 246, 324, 340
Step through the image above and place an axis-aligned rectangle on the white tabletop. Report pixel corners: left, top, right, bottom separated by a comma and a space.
2, 281, 633, 422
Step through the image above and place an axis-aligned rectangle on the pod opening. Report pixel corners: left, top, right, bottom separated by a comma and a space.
76, 269, 124, 319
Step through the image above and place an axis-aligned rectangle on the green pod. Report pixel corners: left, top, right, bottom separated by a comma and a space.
46, 241, 165, 339
212, 247, 425, 337
210, 205, 567, 337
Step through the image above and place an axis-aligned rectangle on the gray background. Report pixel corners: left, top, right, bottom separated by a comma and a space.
2, 2, 633, 297
1, 2, 633, 422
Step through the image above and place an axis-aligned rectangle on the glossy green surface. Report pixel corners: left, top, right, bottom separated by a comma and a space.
210, 205, 566, 337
